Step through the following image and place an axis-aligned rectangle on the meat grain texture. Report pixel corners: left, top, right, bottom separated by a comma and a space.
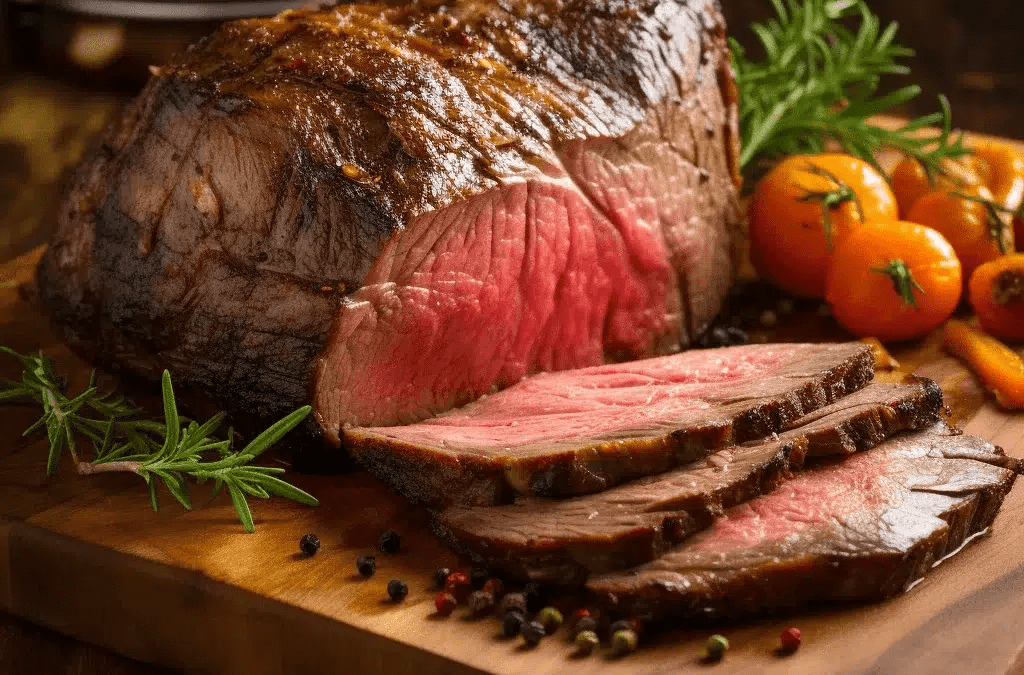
37, 0, 742, 434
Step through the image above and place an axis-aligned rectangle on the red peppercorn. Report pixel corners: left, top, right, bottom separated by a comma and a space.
482, 578, 504, 597
572, 608, 591, 622
434, 592, 457, 617
445, 571, 471, 603
780, 627, 802, 653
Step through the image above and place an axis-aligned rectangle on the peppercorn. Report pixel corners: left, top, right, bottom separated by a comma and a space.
445, 571, 471, 603
378, 530, 401, 554
725, 326, 749, 345
707, 326, 730, 348
356, 555, 376, 578
482, 578, 504, 597
572, 616, 598, 638
502, 611, 526, 638
610, 617, 643, 638
706, 634, 729, 660
575, 630, 599, 656
780, 627, 802, 653
522, 582, 548, 613
434, 592, 457, 617
470, 567, 489, 590
521, 620, 545, 647
433, 567, 451, 589
387, 579, 408, 602
611, 629, 638, 656
537, 607, 563, 634
467, 590, 494, 618
499, 592, 527, 616
572, 608, 591, 623
299, 533, 320, 556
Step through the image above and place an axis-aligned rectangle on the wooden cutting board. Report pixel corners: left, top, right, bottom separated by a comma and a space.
2, 243, 1024, 672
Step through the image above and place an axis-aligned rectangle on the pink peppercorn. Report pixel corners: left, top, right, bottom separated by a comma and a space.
434, 592, 457, 617
780, 627, 802, 653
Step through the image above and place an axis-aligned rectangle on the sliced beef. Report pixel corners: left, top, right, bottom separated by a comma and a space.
346, 342, 874, 506
586, 424, 1020, 623
37, 0, 742, 431
434, 378, 943, 584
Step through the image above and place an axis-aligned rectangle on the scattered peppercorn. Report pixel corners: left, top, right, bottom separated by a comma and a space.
387, 579, 408, 602
499, 592, 527, 616
299, 533, 320, 556
725, 326, 749, 345
575, 630, 599, 656
610, 617, 643, 638
572, 608, 591, 623
433, 567, 451, 589
378, 530, 401, 554
706, 634, 729, 660
470, 567, 489, 590
780, 627, 802, 653
445, 571, 471, 603
356, 555, 376, 578
537, 607, 563, 634
573, 616, 598, 638
502, 611, 526, 638
521, 620, 545, 647
482, 578, 504, 597
611, 629, 638, 656
434, 592, 457, 617
522, 582, 548, 613
467, 590, 494, 618
706, 326, 730, 348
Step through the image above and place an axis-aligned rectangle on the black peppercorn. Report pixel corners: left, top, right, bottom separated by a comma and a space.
573, 616, 598, 637
356, 555, 376, 578
503, 611, 526, 638
433, 567, 451, 589
725, 326, 749, 345
378, 530, 401, 554
299, 533, 320, 556
470, 567, 489, 590
522, 620, 545, 647
609, 619, 633, 635
387, 579, 408, 602
467, 590, 494, 618
499, 592, 527, 616
522, 582, 548, 613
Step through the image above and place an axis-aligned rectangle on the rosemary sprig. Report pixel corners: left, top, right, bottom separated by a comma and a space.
1, 348, 317, 532
733, 0, 972, 182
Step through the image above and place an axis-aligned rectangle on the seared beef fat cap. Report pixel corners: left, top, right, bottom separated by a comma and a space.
38, 0, 741, 428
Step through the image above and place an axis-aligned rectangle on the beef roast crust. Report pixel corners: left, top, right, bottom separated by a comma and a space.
37, 0, 741, 427
586, 424, 1019, 624
433, 378, 943, 585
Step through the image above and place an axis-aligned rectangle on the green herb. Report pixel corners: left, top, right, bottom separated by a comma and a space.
0, 347, 317, 532
733, 0, 972, 181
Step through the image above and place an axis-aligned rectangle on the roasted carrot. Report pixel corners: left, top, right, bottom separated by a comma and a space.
942, 319, 1024, 409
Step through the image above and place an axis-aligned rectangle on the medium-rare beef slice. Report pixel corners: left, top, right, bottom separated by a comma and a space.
434, 378, 943, 584
37, 0, 741, 430
586, 424, 1020, 623
347, 342, 874, 506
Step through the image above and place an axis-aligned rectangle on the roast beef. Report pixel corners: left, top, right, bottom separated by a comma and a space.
586, 424, 1020, 623
347, 342, 874, 506
434, 378, 942, 584
36, 0, 742, 432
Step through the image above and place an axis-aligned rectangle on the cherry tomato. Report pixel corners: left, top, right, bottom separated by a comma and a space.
966, 141, 1024, 212
968, 254, 1024, 342
749, 153, 898, 298
825, 221, 962, 342
889, 156, 980, 218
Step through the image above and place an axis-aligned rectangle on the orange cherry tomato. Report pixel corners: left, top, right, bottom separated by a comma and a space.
968, 254, 1024, 342
889, 156, 980, 218
965, 141, 1024, 212
905, 184, 1014, 284
749, 153, 898, 298
1015, 210, 1024, 253
825, 221, 962, 342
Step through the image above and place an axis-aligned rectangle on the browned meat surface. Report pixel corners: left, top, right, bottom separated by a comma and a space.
586, 424, 1020, 623
347, 342, 874, 506
36, 0, 741, 432
433, 378, 943, 584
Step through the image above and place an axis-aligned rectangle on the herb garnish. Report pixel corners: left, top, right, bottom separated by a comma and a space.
1, 347, 317, 532
733, 0, 972, 181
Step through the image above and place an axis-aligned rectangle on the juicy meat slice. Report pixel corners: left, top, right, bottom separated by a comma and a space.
36, 0, 742, 431
434, 378, 943, 584
586, 424, 1020, 623
346, 342, 874, 506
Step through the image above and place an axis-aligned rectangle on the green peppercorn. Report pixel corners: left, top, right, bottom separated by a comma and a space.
575, 630, 599, 656
572, 616, 598, 638
502, 611, 525, 638
521, 620, 545, 647
299, 533, 320, 556
387, 579, 408, 602
706, 634, 729, 660
537, 607, 563, 634
612, 629, 638, 656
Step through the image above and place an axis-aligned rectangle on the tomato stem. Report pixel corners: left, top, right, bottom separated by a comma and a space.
951, 191, 1012, 254
797, 163, 864, 250
873, 259, 925, 309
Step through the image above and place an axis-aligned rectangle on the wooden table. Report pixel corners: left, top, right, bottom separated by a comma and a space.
2, 77, 1024, 675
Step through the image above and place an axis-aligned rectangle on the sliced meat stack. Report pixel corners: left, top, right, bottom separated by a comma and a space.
346, 342, 874, 506
587, 425, 1019, 622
